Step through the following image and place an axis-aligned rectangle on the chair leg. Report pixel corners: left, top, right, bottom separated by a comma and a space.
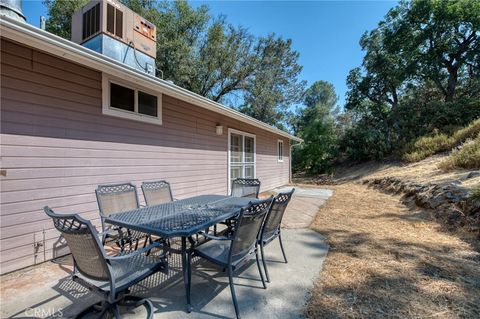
278, 233, 288, 263
112, 304, 121, 318
260, 243, 270, 282
255, 249, 267, 289
228, 266, 241, 319
187, 250, 192, 307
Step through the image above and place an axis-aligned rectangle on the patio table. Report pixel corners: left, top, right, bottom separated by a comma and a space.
104, 194, 256, 312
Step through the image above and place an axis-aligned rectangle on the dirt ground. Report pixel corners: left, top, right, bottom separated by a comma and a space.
301, 180, 480, 318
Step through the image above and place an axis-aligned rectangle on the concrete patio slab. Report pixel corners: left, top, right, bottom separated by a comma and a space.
272, 187, 333, 229
1, 228, 328, 319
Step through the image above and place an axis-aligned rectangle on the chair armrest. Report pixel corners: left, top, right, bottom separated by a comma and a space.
198, 231, 232, 241
97, 227, 124, 237
107, 242, 164, 260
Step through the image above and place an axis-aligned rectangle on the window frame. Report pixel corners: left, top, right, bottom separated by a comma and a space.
227, 128, 256, 194
102, 74, 162, 125
277, 139, 284, 162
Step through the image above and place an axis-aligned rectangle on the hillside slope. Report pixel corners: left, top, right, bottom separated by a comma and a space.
327, 155, 479, 190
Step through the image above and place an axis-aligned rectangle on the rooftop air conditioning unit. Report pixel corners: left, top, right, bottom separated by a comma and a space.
71, 0, 157, 75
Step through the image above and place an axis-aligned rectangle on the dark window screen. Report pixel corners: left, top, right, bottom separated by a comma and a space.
110, 83, 134, 112
106, 4, 115, 34
115, 9, 123, 38
82, 3, 100, 40
138, 91, 158, 117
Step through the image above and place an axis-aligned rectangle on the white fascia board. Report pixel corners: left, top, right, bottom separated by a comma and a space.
0, 17, 303, 143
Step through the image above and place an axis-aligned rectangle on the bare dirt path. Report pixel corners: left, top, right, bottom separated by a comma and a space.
304, 182, 480, 319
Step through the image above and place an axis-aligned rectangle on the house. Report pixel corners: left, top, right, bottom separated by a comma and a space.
0, 2, 301, 275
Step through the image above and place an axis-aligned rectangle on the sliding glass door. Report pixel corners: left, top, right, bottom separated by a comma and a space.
229, 129, 256, 190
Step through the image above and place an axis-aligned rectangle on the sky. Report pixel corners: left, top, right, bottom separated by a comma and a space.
21, 0, 398, 108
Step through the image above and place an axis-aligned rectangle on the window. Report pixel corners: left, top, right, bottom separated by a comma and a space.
277, 140, 284, 162
82, 3, 100, 41
106, 4, 123, 38
102, 75, 162, 125
228, 129, 256, 191
110, 83, 134, 112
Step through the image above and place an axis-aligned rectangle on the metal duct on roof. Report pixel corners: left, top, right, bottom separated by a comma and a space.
0, 0, 26, 22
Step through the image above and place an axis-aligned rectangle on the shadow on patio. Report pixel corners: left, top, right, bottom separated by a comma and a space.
1, 228, 328, 319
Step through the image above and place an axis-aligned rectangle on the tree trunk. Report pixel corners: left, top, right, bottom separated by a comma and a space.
445, 67, 458, 102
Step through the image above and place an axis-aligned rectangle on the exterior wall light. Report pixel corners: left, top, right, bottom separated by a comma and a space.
216, 124, 224, 135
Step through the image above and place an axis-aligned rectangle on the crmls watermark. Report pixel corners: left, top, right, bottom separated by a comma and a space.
24, 307, 64, 318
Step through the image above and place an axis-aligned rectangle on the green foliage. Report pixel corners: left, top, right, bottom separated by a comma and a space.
341, 0, 480, 163
293, 119, 338, 174
403, 134, 453, 162
452, 118, 480, 144
43, 0, 89, 39
44, 0, 304, 129
440, 134, 480, 170
292, 81, 339, 174
385, 0, 480, 102
395, 98, 480, 144
470, 188, 480, 201
294, 81, 338, 133
403, 118, 480, 162
239, 35, 306, 126
341, 122, 393, 161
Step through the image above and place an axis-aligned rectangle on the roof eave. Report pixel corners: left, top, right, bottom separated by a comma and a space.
0, 16, 303, 143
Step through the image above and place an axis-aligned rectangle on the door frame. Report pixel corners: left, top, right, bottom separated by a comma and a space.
227, 128, 256, 194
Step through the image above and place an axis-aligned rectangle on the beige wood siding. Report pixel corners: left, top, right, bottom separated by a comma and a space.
0, 39, 290, 274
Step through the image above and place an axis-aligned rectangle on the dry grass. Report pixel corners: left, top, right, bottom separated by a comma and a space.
403, 118, 480, 163
328, 155, 480, 190
403, 133, 453, 162
440, 135, 480, 170
304, 183, 480, 319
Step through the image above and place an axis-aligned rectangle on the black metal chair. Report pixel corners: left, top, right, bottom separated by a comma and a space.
216, 178, 262, 235
190, 197, 273, 319
141, 180, 174, 206
230, 178, 261, 198
258, 188, 295, 282
44, 206, 168, 319
95, 183, 147, 249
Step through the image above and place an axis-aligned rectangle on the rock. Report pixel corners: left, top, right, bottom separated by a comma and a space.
446, 209, 465, 226
467, 171, 480, 179
428, 194, 446, 209
363, 176, 478, 234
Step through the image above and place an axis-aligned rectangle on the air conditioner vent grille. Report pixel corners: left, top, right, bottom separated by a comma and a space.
106, 3, 123, 38
82, 3, 100, 41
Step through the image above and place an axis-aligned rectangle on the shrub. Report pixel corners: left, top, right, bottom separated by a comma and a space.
439, 134, 480, 170
402, 118, 480, 162
403, 134, 454, 162
452, 118, 480, 145
471, 188, 480, 201
341, 124, 393, 161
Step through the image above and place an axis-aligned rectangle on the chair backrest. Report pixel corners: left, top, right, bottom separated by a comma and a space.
44, 207, 111, 281
261, 189, 295, 240
230, 178, 261, 198
230, 197, 273, 262
95, 183, 140, 218
141, 180, 173, 206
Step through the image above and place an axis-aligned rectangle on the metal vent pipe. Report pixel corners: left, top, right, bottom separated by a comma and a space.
0, 0, 26, 22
